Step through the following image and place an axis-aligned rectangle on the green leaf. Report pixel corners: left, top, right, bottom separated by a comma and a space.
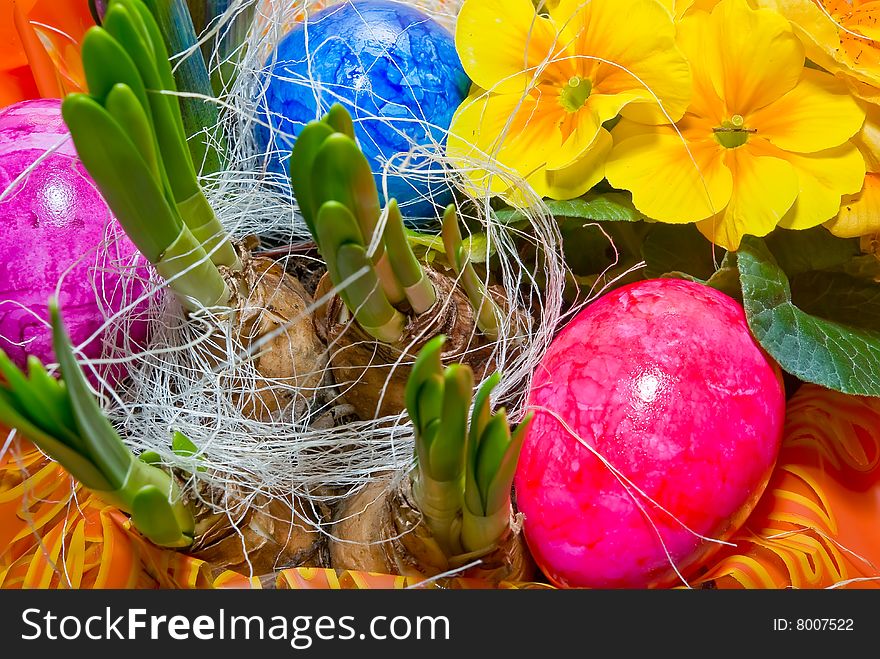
642, 223, 721, 281
62, 94, 181, 263
139, 0, 224, 174
737, 236, 880, 396
404, 335, 445, 431
484, 412, 531, 515
383, 199, 426, 289
405, 229, 494, 265
474, 412, 510, 512
130, 484, 192, 547
51, 302, 134, 489
315, 200, 365, 282
429, 364, 473, 482
790, 271, 880, 331
464, 373, 499, 516
0, 390, 113, 491
139, 450, 162, 465
323, 103, 356, 139
289, 121, 335, 235
26, 356, 76, 432
414, 375, 444, 470
105, 83, 161, 181
312, 133, 382, 255
494, 192, 646, 224
102, 1, 200, 205
81, 27, 151, 110
764, 226, 860, 278
171, 430, 199, 457
333, 243, 403, 342
835, 254, 880, 281
0, 353, 83, 453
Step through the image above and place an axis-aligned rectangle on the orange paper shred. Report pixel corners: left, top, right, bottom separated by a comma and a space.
4, 382, 880, 589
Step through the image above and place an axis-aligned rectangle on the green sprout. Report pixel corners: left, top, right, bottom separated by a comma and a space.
289, 105, 507, 344
63, 0, 239, 310
405, 336, 532, 557
0, 302, 195, 548
140, 0, 225, 174
442, 205, 500, 339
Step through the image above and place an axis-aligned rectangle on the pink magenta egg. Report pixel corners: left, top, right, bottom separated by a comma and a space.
515, 279, 786, 588
0, 99, 148, 374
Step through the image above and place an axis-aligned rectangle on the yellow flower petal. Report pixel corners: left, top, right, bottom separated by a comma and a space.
777, 143, 867, 230
455, 0, 567, 94
749, 68, 865, 154
675, 11, 725, 124
826, 172, 880, 238
546, 91, 642, 170
606, 122, 733, 223
705, 0, 804, 114
537, 129, 613, 199
447, 89, 564, 196
697, 148, 799, 250
656, 0, 697, 19
853, 101, 880, 172
550, 0, 693, 123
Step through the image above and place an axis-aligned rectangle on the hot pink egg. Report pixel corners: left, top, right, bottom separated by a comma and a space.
0, 98, 148, 376
515, 279, 785, 588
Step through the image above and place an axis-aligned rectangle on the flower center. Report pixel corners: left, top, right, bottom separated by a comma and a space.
713, 114, 754, 149
560, 76, 593, 113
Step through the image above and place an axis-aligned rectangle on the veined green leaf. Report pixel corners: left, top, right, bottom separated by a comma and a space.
790, 271, 880, 332
738, 236, 880, 396
764, 226, 860, 278
494, 192, 646, 225
642, 223, 720, 281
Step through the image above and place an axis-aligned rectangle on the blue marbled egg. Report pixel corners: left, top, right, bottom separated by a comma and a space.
256, 0, 471, 220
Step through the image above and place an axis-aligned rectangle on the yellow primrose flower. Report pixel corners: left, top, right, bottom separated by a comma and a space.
755, 0, 880, 101
605, 0, 866, 250
447, 0, 692, 201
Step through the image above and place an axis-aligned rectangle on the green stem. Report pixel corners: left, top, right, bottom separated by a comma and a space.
177, 190, 241, 269
412, 473, 463, 556
383, 199, 435, 314
155, 226, 232, 310
442, 205, 500, 339
460, 506, 509, 554
335, 244, 405, 343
